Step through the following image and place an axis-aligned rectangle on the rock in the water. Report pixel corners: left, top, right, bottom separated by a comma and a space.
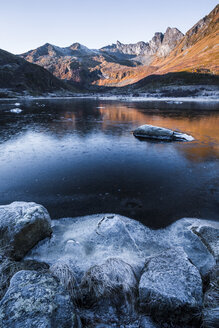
133, 124, 194, 141
203, 265, 219, 328
139, 248, 203, 324
0, 202, 52, 259
0, 270, 80, 328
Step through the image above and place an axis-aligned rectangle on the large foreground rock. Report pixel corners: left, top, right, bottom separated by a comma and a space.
0, 270, 80, 328
25, 213, 218, 326
26, 214, 218, 279
0, 202, 52, 259
139, 248, 203, 324
133, 124, 194, 141
165, 218, 217, 276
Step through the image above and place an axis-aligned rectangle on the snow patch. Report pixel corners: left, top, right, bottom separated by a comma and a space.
10, 108, 22, 114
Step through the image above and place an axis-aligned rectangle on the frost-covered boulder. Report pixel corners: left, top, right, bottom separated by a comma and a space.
26, 214, 151, 281
167, 218, 218, 276
191, 223, 219, 262
133, 124, 194, 141
26, 214, 218, 279
0, 270, 80, 328
0, 202, 52, 259
0, 256, 48, 300
24, 212, 219, 326
139, 248, 203, 324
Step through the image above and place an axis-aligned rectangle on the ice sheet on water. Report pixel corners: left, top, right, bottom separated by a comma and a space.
10, 108, 22, 113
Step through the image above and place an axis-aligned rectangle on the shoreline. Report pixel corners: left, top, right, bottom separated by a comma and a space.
1, 94, 219, 102
0, 201, 218, 327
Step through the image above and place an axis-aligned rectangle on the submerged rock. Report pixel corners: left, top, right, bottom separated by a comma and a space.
133, 124, 194, 141
0, 202, 52, 259
0, 270, 80, 328
139, 248, 203, 324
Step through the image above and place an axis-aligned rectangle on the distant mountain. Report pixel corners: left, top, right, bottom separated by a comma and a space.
20, 28, 183, 87
20, 42, 140, 86
19, 4, 219, 89
101, 28, 183, 63
0, 48, 76, 96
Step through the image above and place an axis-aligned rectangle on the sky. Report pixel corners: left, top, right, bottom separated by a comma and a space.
0, 0, 218, 54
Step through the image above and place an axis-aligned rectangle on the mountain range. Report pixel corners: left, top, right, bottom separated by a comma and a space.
0, 4, 218, 95
20, 27, 184, 87
20, 5, 219, 89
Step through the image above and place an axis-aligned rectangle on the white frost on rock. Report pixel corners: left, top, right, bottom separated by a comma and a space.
26, 214, 218, 279
139, 247, 203, 323
0, 201, 52, 259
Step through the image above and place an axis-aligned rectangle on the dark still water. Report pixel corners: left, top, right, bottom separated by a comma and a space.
0, 98, 219, 228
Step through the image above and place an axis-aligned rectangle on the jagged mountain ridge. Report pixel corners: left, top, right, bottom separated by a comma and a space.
101, 28, 183, 62
20, 4, 219, 88
20, 28, 183, 86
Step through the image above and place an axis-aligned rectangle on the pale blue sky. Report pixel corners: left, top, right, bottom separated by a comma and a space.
1, 0, 218, 54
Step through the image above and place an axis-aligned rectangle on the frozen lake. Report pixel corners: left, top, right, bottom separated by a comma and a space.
0, 98, 219, 228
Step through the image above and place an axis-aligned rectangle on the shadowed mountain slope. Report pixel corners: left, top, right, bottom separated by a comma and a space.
0, 48, 77, 95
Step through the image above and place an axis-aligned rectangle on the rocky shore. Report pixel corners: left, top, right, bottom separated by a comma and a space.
0, 202, 218, 327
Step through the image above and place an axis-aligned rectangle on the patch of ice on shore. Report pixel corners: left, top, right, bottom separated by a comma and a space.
10, 108, 22, 114
166, 101, 183, 104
